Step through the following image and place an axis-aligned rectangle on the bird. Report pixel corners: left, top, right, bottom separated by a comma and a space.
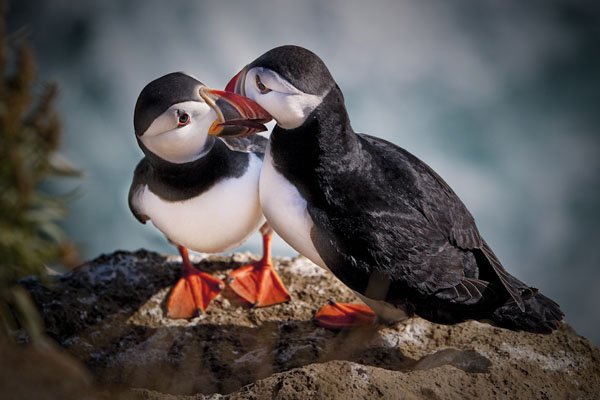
221, 45, 564, 333
129, 72, 289, 319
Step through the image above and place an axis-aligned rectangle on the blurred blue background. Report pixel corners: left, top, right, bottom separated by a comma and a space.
8, 1, 600, 343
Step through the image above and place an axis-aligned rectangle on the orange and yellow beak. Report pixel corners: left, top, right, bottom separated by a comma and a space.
200, 84, 270, 137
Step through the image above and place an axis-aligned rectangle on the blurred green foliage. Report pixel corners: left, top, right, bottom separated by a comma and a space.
0, 6, 78, 340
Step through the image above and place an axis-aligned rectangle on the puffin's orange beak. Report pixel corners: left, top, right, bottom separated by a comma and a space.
200, 85, 270, 137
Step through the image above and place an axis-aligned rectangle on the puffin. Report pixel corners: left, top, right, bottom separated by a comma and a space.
221, 45, 564, 333
129, 72, 289, 319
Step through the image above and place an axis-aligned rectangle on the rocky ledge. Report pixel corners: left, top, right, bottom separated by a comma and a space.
8, 250, 600, 399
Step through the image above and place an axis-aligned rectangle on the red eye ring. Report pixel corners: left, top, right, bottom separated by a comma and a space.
255, 74, 271, 94
177, 112, 190, 127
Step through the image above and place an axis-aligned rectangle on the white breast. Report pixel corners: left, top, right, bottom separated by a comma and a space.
141, 154, 264, 253
259, 142, 326, 268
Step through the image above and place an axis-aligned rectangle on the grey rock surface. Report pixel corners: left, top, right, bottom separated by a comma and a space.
16, 250, 600, 399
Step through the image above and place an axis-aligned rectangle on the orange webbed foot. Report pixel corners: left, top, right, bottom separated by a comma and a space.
227, 225, 290, 307
166, 246, 224, 319
314, 301, 377, 330
228, 259, 290, 307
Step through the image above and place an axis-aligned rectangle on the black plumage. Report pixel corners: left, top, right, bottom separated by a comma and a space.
248, 46, 334, 96
263, 47, 563, 333
134, 72, 205, 136
128, 135, 266, 222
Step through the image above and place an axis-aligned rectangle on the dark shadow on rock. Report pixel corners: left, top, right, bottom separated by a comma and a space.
19, 250, 253, 341
34, 318, 489, 396
73, 320, 490, 396
20, 250, 179, 341
20, 250, 492, 397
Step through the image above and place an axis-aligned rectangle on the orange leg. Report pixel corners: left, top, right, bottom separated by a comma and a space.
227, 225, 290, 307
166, 246, 224, 319
314, 300, 377, 330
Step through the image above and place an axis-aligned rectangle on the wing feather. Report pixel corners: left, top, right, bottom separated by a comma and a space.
128, 159, 151, 224
310, 133, 527, 310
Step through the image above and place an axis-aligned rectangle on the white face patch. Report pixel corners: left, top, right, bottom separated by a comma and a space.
244, 67, 325, 130
140, 101, 216, 164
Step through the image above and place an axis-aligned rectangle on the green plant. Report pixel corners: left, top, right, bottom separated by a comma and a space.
0, 10, 79, 340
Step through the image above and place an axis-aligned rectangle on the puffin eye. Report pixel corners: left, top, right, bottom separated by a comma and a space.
255, 74, 271, 94
177, 112, 190, 127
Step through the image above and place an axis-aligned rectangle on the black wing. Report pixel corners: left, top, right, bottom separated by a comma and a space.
128, 158, 151, 224
308, 133, 526, 309
220, 134, 268, 156
364, 134, 528, 309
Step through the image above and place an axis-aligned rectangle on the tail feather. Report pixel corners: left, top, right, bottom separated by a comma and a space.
492, 289, 564, 334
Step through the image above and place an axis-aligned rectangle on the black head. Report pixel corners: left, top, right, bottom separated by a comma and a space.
132, 72, 271, 164
134, 72, 204, 137
225, 45, 341, 130
247, 45, 335, 96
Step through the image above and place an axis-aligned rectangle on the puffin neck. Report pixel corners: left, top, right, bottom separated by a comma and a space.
269, 86, 361, 207
138, 136, 218, 177
138, 137, 251, 202
272, 85, 356, 154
